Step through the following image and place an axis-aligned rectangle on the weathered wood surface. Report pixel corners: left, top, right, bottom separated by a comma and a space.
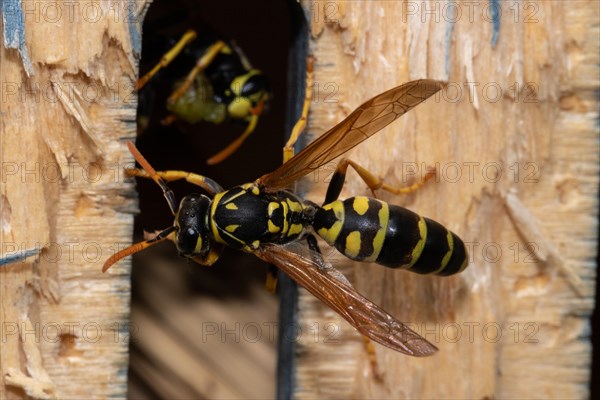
294, 1, 598, 398
1, 1, 146, 398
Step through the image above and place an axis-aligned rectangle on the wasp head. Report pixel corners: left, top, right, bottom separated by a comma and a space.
228, 70, 270, 120
174, 194, 223, 266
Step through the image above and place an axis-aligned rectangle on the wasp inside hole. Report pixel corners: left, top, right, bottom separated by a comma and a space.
137, 27, 270, 165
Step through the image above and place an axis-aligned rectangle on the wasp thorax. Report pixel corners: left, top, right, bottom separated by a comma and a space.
174, 194, 213, 259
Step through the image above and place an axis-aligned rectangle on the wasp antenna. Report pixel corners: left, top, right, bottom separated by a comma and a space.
102, 226, 176, 272
126, 141, 178, 215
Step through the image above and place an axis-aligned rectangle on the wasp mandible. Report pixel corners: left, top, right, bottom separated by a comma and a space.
105, 79, 468, 356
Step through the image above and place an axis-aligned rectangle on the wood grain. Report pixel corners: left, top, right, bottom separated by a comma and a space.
1, 1, 146, 398
294, 1, 598, 398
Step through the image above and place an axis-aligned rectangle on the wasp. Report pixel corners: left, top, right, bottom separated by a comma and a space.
104, 79, 468, 356
137, 28, 270, 165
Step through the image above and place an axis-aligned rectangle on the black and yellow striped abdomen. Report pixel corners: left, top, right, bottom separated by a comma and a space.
313, 197, 468, 276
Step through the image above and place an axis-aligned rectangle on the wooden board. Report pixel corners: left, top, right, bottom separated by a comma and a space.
0, 1, 146, 398
293, 1, 598, 398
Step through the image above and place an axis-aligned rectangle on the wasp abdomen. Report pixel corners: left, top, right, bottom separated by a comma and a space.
313, 197, 468, 276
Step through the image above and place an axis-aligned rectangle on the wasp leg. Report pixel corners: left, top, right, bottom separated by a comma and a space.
137, 30, 198, 90
324, 158, 436, 204
265, 264, 279, 294
283, 56, 314, 163
363, 335, 384, 382
160, 114, 177, 126
167, 40, 227, 105
265, 57, 314, 288
125, 168, 224, 197
206, 113, 260, 165
305, 235, 352, 290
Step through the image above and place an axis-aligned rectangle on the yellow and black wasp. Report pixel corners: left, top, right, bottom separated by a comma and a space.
137, 24, 270, 165
105, 79, 468, 356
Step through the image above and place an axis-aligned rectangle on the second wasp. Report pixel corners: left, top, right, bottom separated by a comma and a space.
137, 22, 270, 165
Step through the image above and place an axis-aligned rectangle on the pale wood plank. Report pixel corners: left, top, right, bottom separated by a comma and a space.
1, 1, 147, 398
294, 1, 598, 398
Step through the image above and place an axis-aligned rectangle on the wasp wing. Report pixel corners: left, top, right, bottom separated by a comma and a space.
257, 79, 445, 191
255, 243, 438, 356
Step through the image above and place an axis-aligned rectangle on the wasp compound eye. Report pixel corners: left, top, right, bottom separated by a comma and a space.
241, 73, 269, 98
177, 228, 200, 257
